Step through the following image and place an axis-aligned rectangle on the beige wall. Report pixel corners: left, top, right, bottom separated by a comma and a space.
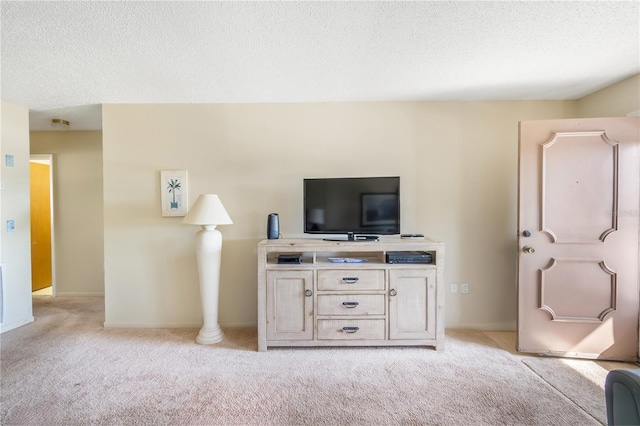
578, 73, 640, 118
0, 100, 33, 332
102, 100, 577, 329
1, 77, 631, 334
30, 131, 105, 296
415, 101, 578, 328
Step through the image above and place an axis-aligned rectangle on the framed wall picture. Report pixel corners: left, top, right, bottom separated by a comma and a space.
160, 170, 188, 217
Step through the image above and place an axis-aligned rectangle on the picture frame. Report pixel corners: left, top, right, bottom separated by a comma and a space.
361, 193, 398, 226
160, 170, 188, 217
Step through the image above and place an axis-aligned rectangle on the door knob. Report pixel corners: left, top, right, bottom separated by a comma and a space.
523, 246, 535, 254
305, 289, 313, 297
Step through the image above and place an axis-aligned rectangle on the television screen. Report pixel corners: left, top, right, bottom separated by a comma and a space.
304, 177, 400, 236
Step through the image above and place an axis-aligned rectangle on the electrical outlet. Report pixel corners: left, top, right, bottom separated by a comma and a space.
460, 283, 469, 294
450, 283, 458, 294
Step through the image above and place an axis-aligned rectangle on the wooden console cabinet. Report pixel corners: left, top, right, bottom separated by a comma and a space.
257, 238, 445, 352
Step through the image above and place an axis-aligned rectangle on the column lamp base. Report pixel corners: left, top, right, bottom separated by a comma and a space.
196, 326, 224, 344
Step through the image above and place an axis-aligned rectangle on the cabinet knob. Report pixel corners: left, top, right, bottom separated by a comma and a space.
523, 246, 535, 254
389, 288, 397, 297
342, 301, 360, 308
522, 230, 531, 237
342, 277, 359, 284
342, 326, 359, 333
305, 289, 313, 297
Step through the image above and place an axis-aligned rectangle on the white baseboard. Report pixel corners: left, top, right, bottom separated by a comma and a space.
55, 292, 105, 297
104, 321, 201, 328
104, 320, 257, 329
103, 321, 512, 330
220, 321, 256, 328
0, 316, 34, 334
445, 321, 516, 331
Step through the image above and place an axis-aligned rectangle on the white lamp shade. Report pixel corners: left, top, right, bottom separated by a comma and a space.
182, 194, 233, 225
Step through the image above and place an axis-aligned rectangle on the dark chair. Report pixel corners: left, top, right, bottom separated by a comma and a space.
606, 369, 640, 425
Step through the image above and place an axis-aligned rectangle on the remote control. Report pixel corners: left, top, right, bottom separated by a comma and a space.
401, 234, 424, 239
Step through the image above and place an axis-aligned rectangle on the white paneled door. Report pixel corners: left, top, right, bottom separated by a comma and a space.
517, 117, 640, 360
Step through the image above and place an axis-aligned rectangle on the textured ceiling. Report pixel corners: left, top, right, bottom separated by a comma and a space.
1, 1, 639, 131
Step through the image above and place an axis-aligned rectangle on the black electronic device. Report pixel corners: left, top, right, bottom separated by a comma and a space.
401, 233, 424, 239
354, 235, 379, 241
267, 213, 279, 239
324, 232, 380, 242
277, 254, 302, 264
386, 251, 433, 264
304, 176, 400, 238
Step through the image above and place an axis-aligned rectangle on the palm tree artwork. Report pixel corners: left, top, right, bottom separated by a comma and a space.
160, 170, 188, 217
167, 178, 181, 209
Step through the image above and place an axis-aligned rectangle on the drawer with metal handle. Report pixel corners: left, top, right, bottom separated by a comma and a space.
317, 319, 385, 340
317, 294, 385, 316
317, 269, 385, 291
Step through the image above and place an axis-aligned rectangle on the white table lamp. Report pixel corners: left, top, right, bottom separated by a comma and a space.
183, 194, 233, 344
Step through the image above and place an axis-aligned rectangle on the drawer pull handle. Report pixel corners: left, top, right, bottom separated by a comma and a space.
305, 289, 313, 297
389, 289, 397, 297
342, 326, 360, 333
342, 302, 360, 308
342, 277, 359, 284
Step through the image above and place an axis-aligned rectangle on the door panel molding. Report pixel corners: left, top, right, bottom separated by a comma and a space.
539, 258, 617, 323
540, 131, 619, 244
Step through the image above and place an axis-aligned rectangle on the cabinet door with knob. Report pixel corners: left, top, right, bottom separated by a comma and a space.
389, 269, 437, 340
266, 270, 314, 341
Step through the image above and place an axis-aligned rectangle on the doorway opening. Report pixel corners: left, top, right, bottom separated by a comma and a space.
30, 154, 55, 297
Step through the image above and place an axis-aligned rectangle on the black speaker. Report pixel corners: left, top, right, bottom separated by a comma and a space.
267, 213, 279, 239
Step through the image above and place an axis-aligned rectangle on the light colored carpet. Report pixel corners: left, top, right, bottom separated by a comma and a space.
522, 357, 638, 424
1, 297, 600, 425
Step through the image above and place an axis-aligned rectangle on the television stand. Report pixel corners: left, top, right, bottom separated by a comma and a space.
256, 237, 445, 352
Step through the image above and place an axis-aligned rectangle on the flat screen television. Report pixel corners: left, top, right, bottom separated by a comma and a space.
303, 176, 400, 238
